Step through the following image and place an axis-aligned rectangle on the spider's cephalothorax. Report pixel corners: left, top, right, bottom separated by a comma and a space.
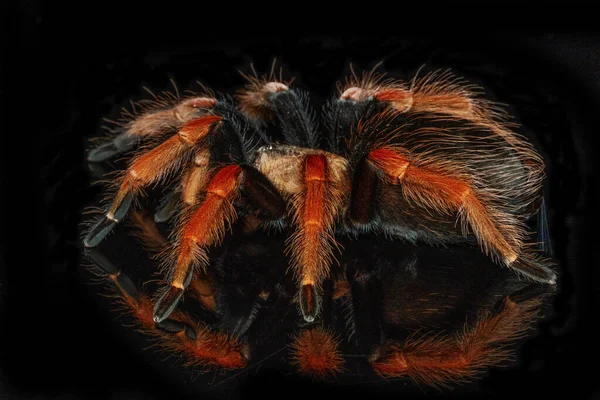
82, 64, 556, 388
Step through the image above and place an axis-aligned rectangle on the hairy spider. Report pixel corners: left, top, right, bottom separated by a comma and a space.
82, 62, 557, 388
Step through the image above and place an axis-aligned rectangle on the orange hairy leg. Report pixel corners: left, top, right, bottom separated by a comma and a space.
153, 147, 212, 223
341, 70, 540, 163
85, 247, 247, 370
375, 87, 472, 116
373, 83, 536, 161
290, 327, 344, 379
367, 148, 519, 265
341, 72, 472, 116
371, 292, 542, 387
153, 165, 244, 323
87, 96, 217, 163
291, 155, 341, 322
84, 115, 222, 248
187, 278, 217, 312
302, 155, 328, 285
110, 115, 222, 216
181, 148, 211, 206
255, 145, 348, 322
127, 209, 217, 312
124, 97, 218, 137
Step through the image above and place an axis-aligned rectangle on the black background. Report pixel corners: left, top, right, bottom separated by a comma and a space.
1, 6, 597, 400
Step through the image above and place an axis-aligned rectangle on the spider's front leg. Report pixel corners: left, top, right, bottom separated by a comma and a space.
83, 113, 222, 247
153, 162, 286, 323
85, 91, 288, 323
237, 71, 352, 322
254, 145, 350, 322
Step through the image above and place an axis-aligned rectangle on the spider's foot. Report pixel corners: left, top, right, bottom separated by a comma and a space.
154, 188, 179, 223
87, 134, 136, 163
84, 217, 117, 248
156, 318, 198, 340
154, 286, 185, 324
508, 283, 556, 305
510, 256, 557, 285
299, 284, 321, 323
84, 193, 134, 247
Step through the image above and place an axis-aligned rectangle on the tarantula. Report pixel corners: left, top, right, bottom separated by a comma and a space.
82, 63, 556, 388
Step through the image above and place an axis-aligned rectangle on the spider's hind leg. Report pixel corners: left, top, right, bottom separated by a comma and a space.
84, 114, 223, 248
366, 147, 557, 285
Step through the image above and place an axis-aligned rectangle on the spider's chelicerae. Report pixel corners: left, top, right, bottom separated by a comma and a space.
82, 63, 557, 388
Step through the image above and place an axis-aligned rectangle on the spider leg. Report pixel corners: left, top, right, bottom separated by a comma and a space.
238, 165, 287, 221
293, 155, 341, 322
366, 148, 556, 284
128, 208, 219, 323
236, 75, 318, 148
374, 83, 470, 116
87, 97, 217, 163
340, 69, 544, 168
83, 115, 222, 248
153, 164, 286, 323
267, 87, 318, 148
153, 165, 243, 323
84, 247, 247, 370
370, 282, 550, 388
127, 208, 219, 315
154, 187, 179, 223
254, 145, 350, 323
349, 157, 381, 225
153, 147, 213, 223
87, 134, 137, 163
